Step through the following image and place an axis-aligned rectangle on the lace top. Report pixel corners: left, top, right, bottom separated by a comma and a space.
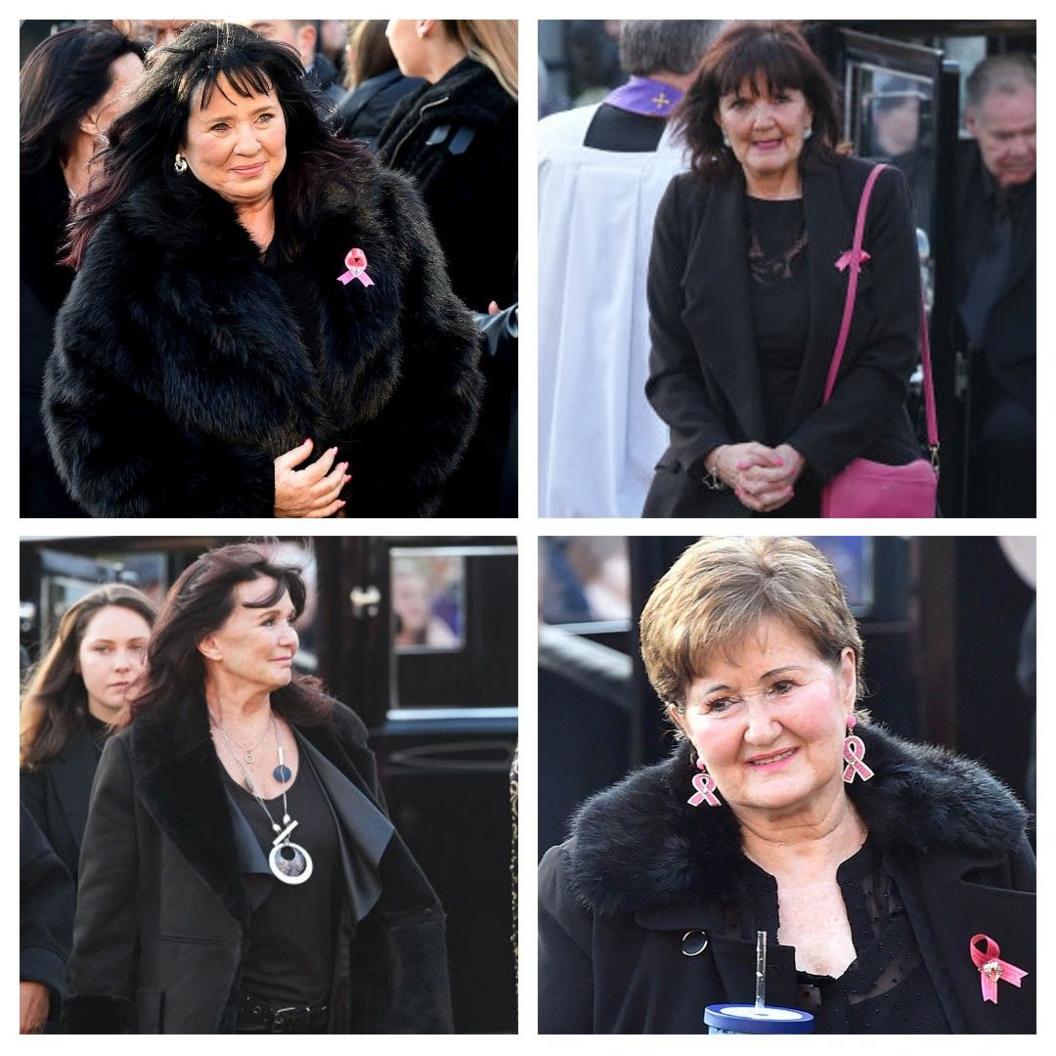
739, 837, 951, 1034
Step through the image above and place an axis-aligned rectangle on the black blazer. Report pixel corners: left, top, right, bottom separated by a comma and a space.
62, 698, 452, 1034
20, 724, 101, 884
953, 144, 1035, 412
643, 156, 922, 517
539, 726, 1035, 1034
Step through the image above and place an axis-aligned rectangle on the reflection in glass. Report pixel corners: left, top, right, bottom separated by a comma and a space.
851, 64, 934, 236
391, 553, 465, 654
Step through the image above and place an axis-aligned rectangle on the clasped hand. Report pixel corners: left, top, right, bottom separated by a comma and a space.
274, 438, 350, 518
709, 442, 805, 513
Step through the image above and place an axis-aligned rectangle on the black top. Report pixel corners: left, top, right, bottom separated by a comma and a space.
744, 196, 819, 517
225, 763, 340, 1006
740, 838, 950, 1034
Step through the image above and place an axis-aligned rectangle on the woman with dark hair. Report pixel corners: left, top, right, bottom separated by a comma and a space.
643, 21, 924, 517
62, 543, 451, 1034
20, 23, 146, 516
333, 20, 423, 147
20, 585, 157, 883
43, 21, 483, 518
378, 20, 518, 312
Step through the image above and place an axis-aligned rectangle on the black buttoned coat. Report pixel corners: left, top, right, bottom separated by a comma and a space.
643, 156, 922, 516
20, 724, 101, 884
62, 699, 452, 1034
539, 725, 1035, 1034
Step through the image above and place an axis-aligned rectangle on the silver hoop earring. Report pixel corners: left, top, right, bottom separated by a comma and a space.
174, 153, 188, 174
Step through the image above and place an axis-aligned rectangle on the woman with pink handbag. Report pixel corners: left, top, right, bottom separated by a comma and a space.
643, 21, 936, 518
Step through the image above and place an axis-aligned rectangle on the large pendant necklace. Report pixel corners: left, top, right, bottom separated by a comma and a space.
211, 710, 313, 885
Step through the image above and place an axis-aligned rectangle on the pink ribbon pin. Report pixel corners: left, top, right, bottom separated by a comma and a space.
970, 934, 1028, 1004
842, 735, 875, 783
337, 247, 374, 287
835, 247, 872, 274
687, 771, 721, 808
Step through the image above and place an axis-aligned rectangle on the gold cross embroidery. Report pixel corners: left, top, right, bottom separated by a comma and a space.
652, 91, 671, 110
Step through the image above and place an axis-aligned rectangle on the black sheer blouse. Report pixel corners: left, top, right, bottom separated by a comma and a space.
739, 838, 951, 1033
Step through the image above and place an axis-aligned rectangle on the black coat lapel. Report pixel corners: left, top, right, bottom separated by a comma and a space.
681, 176, 766, 441
298, 732, 393, 922
891, 850, 1035, 1033
785, 164, 854, 431
131, 698, 249, 928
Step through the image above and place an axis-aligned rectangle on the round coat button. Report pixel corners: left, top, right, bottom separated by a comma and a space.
681, 930, 709, 956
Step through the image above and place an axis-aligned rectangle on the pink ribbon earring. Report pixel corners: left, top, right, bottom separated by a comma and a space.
842, 713, 874, 783
688, 756, 722, 807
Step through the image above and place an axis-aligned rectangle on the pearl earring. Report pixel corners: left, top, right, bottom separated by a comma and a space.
721, 131, 731, 148
804, 124, 813, 140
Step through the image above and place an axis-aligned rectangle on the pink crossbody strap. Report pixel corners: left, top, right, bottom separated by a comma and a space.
822, 163, 939, 449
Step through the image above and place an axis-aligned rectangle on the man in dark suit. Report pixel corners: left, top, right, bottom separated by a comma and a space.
956, 54, 1035, 516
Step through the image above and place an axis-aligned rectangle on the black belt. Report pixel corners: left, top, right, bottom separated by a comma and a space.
237, 993, 329, 1033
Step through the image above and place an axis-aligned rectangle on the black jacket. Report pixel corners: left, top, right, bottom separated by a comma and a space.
63, 699, 452, 1034
20, 723, 101, 884
539, 725, 1035, 1034
21, 804, 75, 1024
643, 157, 922, 517
43, 162, 483, 518
953, 144, 1035, 413
20, 164, 85, 516
334, 69, 425, 148
377, 57, 517, 312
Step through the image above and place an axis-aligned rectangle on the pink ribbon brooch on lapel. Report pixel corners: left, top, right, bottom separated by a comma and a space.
969, 934, 1028, 1004
835, 247, 872, 274
337, 247, 374, 287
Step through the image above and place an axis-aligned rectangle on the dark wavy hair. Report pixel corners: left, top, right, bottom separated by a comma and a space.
20, 585, 157, 769
676, 21, 847, 183
128, 542, 332, 726
20, 22, 147, 175
65, 20, 373, 268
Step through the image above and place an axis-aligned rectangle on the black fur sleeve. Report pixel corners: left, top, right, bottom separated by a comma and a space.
341, 173, 484, 516
42, 220, 276, 518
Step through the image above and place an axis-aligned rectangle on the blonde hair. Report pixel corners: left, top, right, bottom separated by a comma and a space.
639, 537, 865, 712
20, 585, 157, 769
445, 20, 517, 100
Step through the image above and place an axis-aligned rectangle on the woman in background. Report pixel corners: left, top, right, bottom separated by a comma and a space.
334, 20, 423, 147
20, 23, 145, 515
20, 585, 157, 883
378, 20, 518, 313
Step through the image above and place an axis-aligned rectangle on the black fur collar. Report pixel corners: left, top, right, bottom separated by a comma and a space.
382, 56, 514, 142
566, 724, 1028, 917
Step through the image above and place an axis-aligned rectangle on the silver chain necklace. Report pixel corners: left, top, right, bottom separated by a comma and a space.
210, 710, 313, 886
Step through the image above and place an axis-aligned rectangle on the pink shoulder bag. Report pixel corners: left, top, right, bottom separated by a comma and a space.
819, 163, 939, 518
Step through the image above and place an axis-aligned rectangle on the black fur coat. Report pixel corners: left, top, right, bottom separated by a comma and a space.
63, 699, 451, 1033
539, 724, 1035, 1033
43, 162, 483, 517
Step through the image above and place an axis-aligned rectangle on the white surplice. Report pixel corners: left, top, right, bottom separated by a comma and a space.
538, 103, 688, 517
